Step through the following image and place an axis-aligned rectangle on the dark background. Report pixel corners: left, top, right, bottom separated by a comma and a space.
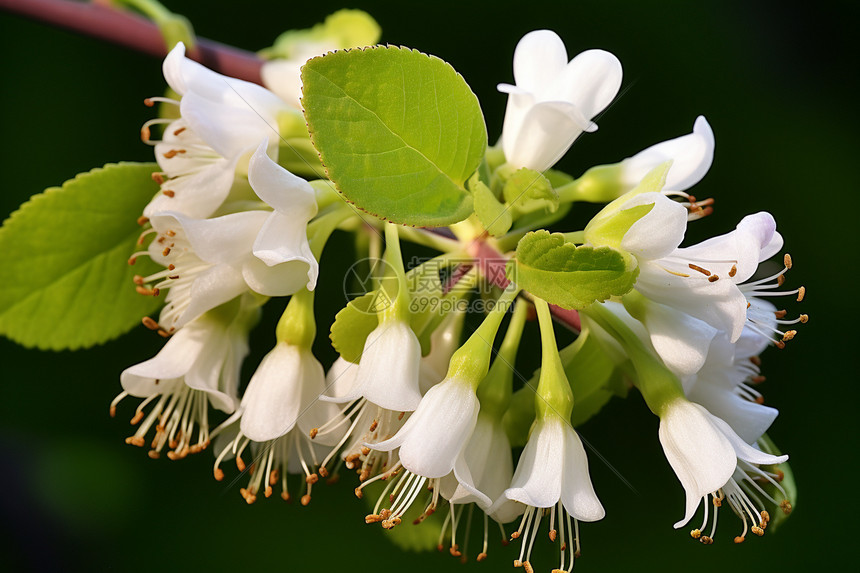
0, 0, 855, 571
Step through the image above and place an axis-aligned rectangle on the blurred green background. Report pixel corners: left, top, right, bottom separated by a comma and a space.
0, 0, 856, 571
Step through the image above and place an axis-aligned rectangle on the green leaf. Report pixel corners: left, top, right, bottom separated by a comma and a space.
329, 291, 382, 363
502, 167, 558, 215
507, 230, 638, 310
302, 46, 487, 226
261, 9, 381, 59
0, 163, 164, 350
470, 175, 512, 237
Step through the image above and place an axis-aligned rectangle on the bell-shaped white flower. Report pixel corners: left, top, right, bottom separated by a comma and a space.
133, 146, 317, 332
490, 414, 604, 571
361, 376, 489, 530
621, 116, 715, 192
142, 43, 289, 219
112, 295, 258, 459
212, 341, 347, 504
326, 319, 422, 412
658, 399, 787, 531
498, 29, 622, 172
372, 376, 480, 479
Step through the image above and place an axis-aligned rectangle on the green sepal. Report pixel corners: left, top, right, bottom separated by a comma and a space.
0, 163, 164, 350
507, 230, 639, 310
584, 161, 669, 249
302, 46, 486, 226
556, 163, 625, 204
470, 174, 512, 237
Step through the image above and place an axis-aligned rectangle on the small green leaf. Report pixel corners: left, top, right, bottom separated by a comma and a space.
502, 167, 558, 215
507, 230, 638, 310
261, 9, 381, 59
470, 175, 512, 237
302, 46, 487, 226
0, 163, 164, 350
329, 291, 382, 363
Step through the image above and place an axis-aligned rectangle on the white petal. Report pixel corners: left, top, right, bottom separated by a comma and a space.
351, 321, 423, 412
247, 142, 318, 216
165, 211, 267, 264
325, 357, 361, 399
448, 453, 493, 508
658, 400, 737, 528
620, 192, 689, 261
560, 424, 604, 522
504, 417, 564, 508
462, 414, 514, 503
642, 302, 718, 377
688, 384, 778, 444
505, 100, 591, 172
622, 116, 715, 191
374, 378, 479, 479
179, 91, 277, 160
511, 30, 569, 94
261, 59, 304, 109
636, 261, 748, 341
706, 411, 788, 466
183, 322, 238, 413
120, 325, 206, 396
174, 266, 246, 328
239, 344, 307, 442
143, 156, 239, 220
242, 254, 315, 296
547, 49, 623, 120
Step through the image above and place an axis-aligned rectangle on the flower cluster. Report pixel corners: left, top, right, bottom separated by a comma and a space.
108, 23, 803, 573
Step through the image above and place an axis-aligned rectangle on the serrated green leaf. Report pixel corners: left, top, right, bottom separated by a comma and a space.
507, 230, 638, 310
470, 175, 511, 237
502, 167, 558, 215
302, 46, 486, 226
0, 163, 164, 350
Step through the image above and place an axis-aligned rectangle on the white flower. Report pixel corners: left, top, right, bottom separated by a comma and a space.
605, 193, 784, 342
112, 295, 258, 459
362, 376, 489, 530
658, 399, 787, 533
132, 144, 318, 332
684, 330, 779, 444
211, 342, 347, 504
142, 43, 289, 219
498, 29, 622, 172
372, 376, 481, 478
490, 414, 604, 571
621, 116, 715, 192
418, 309, 465, 394
326, 319, 422, 412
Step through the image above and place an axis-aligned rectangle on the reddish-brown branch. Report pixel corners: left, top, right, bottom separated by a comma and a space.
0, 0, 263, 83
